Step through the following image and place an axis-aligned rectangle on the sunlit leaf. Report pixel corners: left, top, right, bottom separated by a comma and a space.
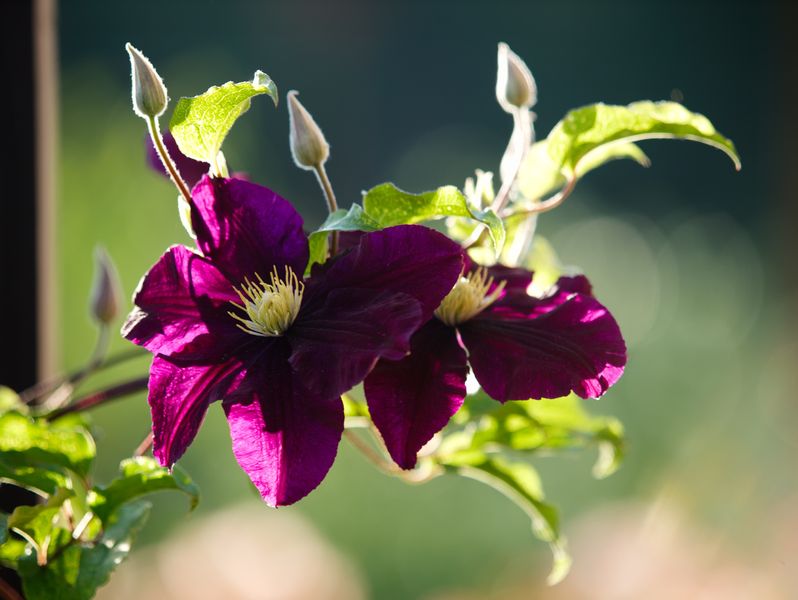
306, 204, 381, 273
546, 101, 740, 177
170, 70, 278, 166
0, 457, 68, 495
18, 500, 151, 600
0, 412, 95, 477
363, 183, 506, 255
0, 386, 25, 415
516, 138, 649, 201
8, 488, 73, 563
90, 457, 198, 522
452, 458, 570, 585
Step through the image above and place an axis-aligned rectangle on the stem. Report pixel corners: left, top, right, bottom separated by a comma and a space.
146, 116, 192, 204
19, 347, 147, 405
502, 175, 577, 219
343, 429, 443, 485
491, 108, 533, 213
0, 577, 24, 600
46, 376, 149, 421
313, 163, 339, 256
133, 431, 154, 457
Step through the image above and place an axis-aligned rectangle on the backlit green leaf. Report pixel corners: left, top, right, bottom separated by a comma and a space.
170, 70, 278, 166
0, 457, 68, 495
306, 205, 381, 273
90, 456, 198, 522
0, 386, 25, 415
0, 412, 95, 477
8, 488, 73, 563
546, 101, 740, 176
453, 458, 570, 585
363, 183, 506, 255
19, 500, 151, 600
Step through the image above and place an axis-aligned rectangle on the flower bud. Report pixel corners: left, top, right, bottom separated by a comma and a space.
495, 42, 537, 113
90, 246, 122, 325
287, 91, 329, 169
126, 43, 168, 119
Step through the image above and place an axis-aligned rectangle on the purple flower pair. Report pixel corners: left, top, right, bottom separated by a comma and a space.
126, 161, 626, 505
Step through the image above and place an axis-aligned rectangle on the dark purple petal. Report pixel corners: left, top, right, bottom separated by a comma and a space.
305, 225, 463, 322
460, 293, 627, 401
223, 341, 343, 506
555, 274, 593, 296
148, 354, 246, 468
365, 320, 467, 469
146, 132, 210, 189
288, 289, 423, 397
190, 177, 309, 285
122, 245, 244, 360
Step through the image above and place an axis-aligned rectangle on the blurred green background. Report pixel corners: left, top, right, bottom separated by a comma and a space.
56, 0, 797, 598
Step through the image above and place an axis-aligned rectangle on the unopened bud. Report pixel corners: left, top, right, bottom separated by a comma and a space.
287, 91, 329, 169
496, 42, 537, 113
126, 43, 168, 119
90, 247, 122, 325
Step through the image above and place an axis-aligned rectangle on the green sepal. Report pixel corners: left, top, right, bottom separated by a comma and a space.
546, 101, 740, 177
89, 456, 199, 522
363, 183, 506, 256
170, 70, 278, 167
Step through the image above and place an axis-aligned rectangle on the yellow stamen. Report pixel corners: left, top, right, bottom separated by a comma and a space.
434, 267, 506, 326
228, 266, 304, 337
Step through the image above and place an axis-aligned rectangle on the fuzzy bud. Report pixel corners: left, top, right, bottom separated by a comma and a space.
287, 91, 329, 169
126, 43, 168, 119
496, 42, 537, 113
90, 246, 122, 325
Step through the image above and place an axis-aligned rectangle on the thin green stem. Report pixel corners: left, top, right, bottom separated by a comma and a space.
45, 376, 149, 421
313, 163, 339, 256
146, 115, 192, 204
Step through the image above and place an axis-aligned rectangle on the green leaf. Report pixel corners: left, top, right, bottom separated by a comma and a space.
363, 183, 506, 255
453, 458, 571, 585
8, 488, 73, 563
170, 70, 278, 166
516, 138, 649, 201
306, 205, 382, 273
0, 539, 28, 569
89, 456, 199, 522
18, 500, 151, 600
0, 412, 95, 477
0, 386, 26, 415
546, 101, 740, 177
0, 457, 68, 495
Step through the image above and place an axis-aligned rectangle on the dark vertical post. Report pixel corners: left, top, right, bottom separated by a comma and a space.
0, 0, 57, 595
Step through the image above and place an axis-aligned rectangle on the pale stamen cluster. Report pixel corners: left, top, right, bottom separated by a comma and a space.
435, 267, 506, 326
228, 266, 304, 337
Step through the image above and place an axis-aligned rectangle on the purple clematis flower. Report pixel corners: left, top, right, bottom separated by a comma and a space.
364, 263, 627, 470
122, 175, 463, 505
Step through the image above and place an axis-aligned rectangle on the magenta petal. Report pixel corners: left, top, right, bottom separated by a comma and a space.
223, 343, 343, 506
148, 354, 245, 468
461, 293, 627, 401
365, 320, 467, 469
122, 245, 243, 360
306, 225, 464, 322
190, 177, 309, 284
146, 132, 210, 189
288, 289, 423, 397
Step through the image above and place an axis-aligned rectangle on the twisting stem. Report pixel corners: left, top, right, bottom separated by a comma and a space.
19, 347, 147, 405
146, 115, 192, 204
313, 163, 340, 256
45, 376, 149, 421
491, 108, 533, 213
501, 175, 577, 219
343, 429, 398, 476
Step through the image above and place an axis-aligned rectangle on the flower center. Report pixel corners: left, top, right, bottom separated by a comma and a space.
228, 266, 304, 337
434, 267, 506, 326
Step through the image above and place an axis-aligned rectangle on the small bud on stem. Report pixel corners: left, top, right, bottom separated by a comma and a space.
287, 91, 330, 170
496, 42, 537, 113
90, 246, 122, 325
126, 43, 168, 119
